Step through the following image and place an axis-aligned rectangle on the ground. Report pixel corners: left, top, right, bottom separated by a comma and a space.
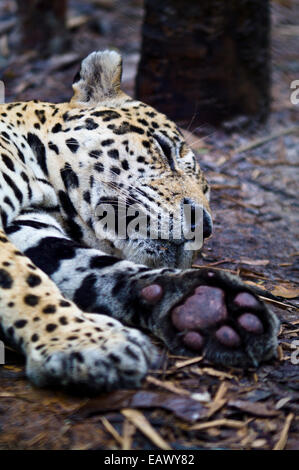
0, 0, 298, 450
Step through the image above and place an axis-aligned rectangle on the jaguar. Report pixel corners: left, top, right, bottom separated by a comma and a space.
0, 50, 279, 392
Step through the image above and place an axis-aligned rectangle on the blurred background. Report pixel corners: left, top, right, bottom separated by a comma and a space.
0, 0, 145, 102
0, 0, 298, 129
0, 0, 298, 451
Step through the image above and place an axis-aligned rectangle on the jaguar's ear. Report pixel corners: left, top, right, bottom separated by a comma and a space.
71, 50, 126, 106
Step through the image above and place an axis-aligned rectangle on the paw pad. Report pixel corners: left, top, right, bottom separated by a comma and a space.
238, 313, 263, 334
141, 284, 163, 303
182, 331, 204, 350
171, 286, 267, 355
172, 286, 227, 331
215, 325, 241, 348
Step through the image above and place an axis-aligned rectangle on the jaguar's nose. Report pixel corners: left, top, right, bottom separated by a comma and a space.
183, 198, 213, 239
202, 208, 213, 239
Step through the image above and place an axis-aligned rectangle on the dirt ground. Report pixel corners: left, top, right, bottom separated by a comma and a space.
0, 0, 298, 450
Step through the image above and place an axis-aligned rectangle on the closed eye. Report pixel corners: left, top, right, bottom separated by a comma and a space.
179, 142, 189, 158
153, 134, 176, 171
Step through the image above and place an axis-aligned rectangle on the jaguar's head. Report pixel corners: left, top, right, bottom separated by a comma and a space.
69, 50, 212, 268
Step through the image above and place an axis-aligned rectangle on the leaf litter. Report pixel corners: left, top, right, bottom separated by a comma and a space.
0, 0, 298, 451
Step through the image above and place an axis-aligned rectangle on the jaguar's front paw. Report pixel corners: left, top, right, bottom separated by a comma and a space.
138, 269, 280, 368
26, 316, 155, 393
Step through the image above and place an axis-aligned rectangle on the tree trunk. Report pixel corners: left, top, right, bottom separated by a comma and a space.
136, 0, 270, 128
16, 0, 69, 56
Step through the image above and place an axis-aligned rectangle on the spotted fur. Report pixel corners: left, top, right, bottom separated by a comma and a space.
0, 51, 279, 392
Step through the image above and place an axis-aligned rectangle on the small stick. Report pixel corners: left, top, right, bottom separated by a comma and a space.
207, 382, 228, 418
191, 367, 236, 380
173, 356, 203, 370
259, 296, 299, 311
146, 376, 190, 396
273, 413, 294, 450
232, 126, 299, 155
101, 417, 124, 447
122, 419, 135, 451
190, 418, 247, 431
122, 409, 171, 450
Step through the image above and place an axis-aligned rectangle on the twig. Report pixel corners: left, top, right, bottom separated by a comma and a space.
146, 376, 190, 396
122, 419, 135, 451
191, 367, 237, 381
259, 296, 299, 311
251, 158, 299, 167
214, 382, 228, 402
273, 413, 294, 450
207, 382, 228, 418
190, 418, 247, 431
192, 264, 237, 274
101, 417, 124, 447
121, 409, 171, 450
232, 126, 299, 155
193, 258, 235, 267
212, 184, 241, 190
173, 356, 203, 370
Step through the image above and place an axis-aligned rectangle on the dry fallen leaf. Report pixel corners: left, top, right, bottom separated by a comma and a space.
275, 397, 292, 410
270, 285, 299, 299
70, 389, 207, 422
251, 438, 267, 448
228, 400, 279, 417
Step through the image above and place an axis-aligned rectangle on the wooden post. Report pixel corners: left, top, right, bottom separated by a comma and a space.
136, 0, 270, 128
16, 0, 69, 56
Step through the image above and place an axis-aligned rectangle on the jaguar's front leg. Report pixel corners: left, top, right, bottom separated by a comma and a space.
9, 211, 280, 369
0, 227, 154, 392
